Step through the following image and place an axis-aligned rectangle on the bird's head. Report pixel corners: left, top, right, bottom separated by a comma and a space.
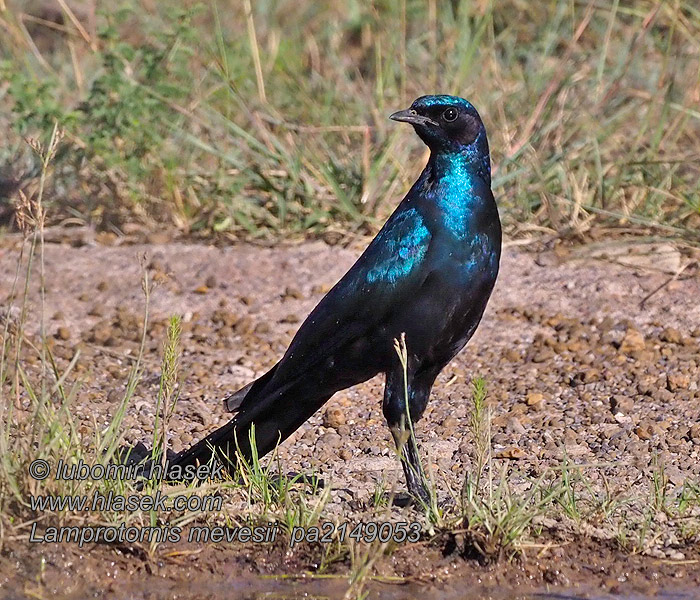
390, 95, 486, 154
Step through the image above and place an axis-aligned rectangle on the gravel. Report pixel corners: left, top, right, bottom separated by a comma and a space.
2, 235, 699, 549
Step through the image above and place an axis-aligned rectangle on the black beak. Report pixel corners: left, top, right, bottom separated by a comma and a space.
390, 109, 438, 127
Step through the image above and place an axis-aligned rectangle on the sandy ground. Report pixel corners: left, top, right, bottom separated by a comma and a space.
1, 232, 699, 598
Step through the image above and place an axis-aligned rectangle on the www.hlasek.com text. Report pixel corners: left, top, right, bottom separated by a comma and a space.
30, 490, 222, 513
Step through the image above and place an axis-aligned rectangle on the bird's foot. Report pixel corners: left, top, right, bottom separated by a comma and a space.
385, 485, 432, 508
403, 469, 432, 507
437, 494, 456, 511
389, 492, 417, 508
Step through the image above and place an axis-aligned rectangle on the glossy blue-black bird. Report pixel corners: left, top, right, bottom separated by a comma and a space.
162, 95, 501, 501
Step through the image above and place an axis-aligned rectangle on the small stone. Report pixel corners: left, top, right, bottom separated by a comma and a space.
192, 323, 212, 341
572, 368, 599, 385
442, 415, 458, 432
507, 417, 526, 435
525, 392, 545, 409
212, 309, 239, 328
637, 377, 659, 396
620, 328, 645, 353
147, 232, 171, 244
495, 446, 526, 459
323, 407, 346, 429
106, 389, 121, 403
610, 395, 633, 414
254, 322, 271, 334
194, 285, 209, 294
90, 325, 112, 345
234, 317, 253, 334
634, 423, 654, 440
148, 257, 166, 273
300, 428, 316, 444
107, 364, 121, 378
667, 373, 689, 391
322, 230, 344, 245
688, 424, 700, 444
312, 284, 333, 295
339, 448, 352, 461
55, 326, 70, 340
492, 432, 509, 446
205, 275, 217, 288
654, 388, 674, 403
503, 348, 520, 362
532, 349, 554, 363
95, 231, 117, 245
660, 327, 682, 344
88, 304, 104, 317
281, 313, 300, 324
564, 443, 592, 457
566, 341, 586, 354
96, 280, 109, 292
283, 286, 303, 300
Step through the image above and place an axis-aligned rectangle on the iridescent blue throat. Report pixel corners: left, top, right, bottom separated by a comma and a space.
424, 129, 491, 240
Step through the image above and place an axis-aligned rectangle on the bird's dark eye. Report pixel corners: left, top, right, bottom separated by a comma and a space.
442, 107, 458, 122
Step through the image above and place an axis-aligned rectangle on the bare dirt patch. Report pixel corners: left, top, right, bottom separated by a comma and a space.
1, 234, 699, 598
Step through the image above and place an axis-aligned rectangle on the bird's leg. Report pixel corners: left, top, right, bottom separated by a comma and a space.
384, 362, 441, 506
390, 418, 430, 505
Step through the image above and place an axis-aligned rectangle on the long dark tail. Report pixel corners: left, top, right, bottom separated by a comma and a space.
171, 390, 333, 474
171, 419, 240, 472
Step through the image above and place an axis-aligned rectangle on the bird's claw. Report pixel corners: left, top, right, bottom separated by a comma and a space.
385, 479, 431, 507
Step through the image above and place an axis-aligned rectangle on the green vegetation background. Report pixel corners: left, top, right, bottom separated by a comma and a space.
1, 0, 698, 241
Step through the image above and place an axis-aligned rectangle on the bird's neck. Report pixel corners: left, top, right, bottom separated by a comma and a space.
427, 131, 491, 186
421, 134, 495, 240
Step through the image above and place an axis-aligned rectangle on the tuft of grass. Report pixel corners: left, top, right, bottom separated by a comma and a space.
390, 338, 568, 560
0, 124, 236, 556
459, 377, 563, 562
467, 376, 490, 490
233, 424, 331, 534
0, 125, 144, 544
151, 314, 183, 467
345, 536, 392, 600
371, 477, 389, 509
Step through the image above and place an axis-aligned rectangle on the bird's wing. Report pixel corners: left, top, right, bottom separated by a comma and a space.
252, 205, 433, 397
